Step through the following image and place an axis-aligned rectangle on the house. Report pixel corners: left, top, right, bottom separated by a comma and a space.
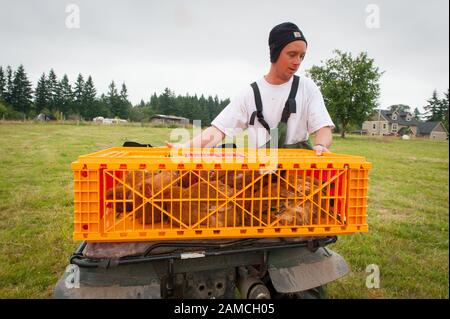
416, 121, 448, 140
150, 114, 189, 127
362, 109, 448, 140
92, 117, 128, 125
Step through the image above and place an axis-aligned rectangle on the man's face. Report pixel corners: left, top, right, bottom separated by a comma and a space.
274, 40, 307, 81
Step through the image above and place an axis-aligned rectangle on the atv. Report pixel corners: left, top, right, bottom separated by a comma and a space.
54, 236, 348, 299
54, 142, 352, 299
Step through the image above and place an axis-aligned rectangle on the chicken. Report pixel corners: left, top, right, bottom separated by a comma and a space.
105, 170, 179, 224
210, 170, 262, 190
247, 184, 291, 226
166, 181, 242, 228
273, 202, 311, 226
248, 175, 330, 226
178, 170, 212, 187
104, 168, 334, 228
129, 170, 180, 224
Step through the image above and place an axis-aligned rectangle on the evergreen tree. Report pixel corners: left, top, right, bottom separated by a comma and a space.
106, 81, 119, 116
57, 74, 73, 116
413, 107, 422, 121
197, 94, 210, 126
34, 73, 49, 114
181, 94, 193, 119
159, 87, 177, 116
4, 66, 13, 105
83, 75, 97, 119
0, 67, 5, 101
176, 94, 192, 119
138, 99, 146, 108
10, 64, 33, 114
440, 89, 449, 131
73, 73, 84, 117
149, 93, 160, 113
120, 82, 128, 102
98, 93, 111, 117
120, 82, 132, 118
424, 90, 442, 122
107, 81, 127, 118
46, 69, 59, 112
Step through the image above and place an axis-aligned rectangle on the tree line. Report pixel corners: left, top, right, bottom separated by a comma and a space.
134, 89, 230, 127
1, 58, 448, 133
0, 65, 229, 126
0, 65, 131, 121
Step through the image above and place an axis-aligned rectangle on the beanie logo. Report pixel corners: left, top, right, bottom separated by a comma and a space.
293, 31, 302, 38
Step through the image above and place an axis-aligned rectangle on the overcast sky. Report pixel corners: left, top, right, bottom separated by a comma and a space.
1, 0, 448, 112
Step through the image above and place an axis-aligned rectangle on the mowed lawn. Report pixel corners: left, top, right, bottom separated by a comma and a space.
0, 122, 448, 298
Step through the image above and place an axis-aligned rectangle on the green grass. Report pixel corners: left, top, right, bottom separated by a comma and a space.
327, 135, 449, 298
0, 123, 448, 298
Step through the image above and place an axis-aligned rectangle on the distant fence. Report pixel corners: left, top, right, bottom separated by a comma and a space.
0, 119, 193, 129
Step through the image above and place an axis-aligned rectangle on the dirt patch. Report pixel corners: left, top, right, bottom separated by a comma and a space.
367, 137, 395, 143
375, 208, 409, 222
417, 157, 449, 164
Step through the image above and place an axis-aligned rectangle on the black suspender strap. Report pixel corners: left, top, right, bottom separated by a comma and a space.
250, 82, 271, 133
249, 111, 257, 126
249, 75, 300, 131
281, 75, 299, 123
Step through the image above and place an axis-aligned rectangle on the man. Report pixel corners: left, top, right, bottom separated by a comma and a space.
168, 22, 334, 155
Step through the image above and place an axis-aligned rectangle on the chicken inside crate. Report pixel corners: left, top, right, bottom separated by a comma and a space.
72, 147, 371, 241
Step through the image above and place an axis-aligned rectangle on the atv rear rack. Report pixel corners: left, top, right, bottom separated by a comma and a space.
70, 236, 337, 268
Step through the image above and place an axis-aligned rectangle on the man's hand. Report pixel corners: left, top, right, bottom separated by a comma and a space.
166, 126, 225, 149
165, 141, 186, 148
313, 126, 332, 156
313, 144, 330, 156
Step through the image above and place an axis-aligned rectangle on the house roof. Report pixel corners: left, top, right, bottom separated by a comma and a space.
417, 122, 440, 135
378, 110, 421, 126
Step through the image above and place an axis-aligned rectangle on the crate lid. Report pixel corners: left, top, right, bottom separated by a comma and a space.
71, 147, 372, 170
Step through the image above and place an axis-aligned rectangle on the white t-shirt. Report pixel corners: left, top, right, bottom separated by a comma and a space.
211, 75, 335, 148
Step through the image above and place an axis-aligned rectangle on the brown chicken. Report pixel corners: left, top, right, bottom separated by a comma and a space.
104, 168, 333, 228
248, 176, 330, 226
166, 180, 242, 228
210, 170, 262, 190
129, 170, 180, 224
179, 170, 212, 187
105, 170, 180, 224
211, 170, 271, 225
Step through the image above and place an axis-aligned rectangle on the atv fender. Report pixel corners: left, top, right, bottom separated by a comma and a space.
267, 246, 349, 293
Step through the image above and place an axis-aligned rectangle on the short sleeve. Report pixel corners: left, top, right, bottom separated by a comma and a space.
306, 80, 335, 134
211, 92, 249, 138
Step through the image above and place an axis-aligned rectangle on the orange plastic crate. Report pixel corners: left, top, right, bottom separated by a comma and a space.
72, 147, 372, 242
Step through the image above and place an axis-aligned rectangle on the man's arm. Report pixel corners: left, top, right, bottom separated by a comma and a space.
166, 125, 225, 148
312, 126, 333, 155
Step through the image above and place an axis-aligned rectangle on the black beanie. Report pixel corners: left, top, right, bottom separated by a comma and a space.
269, 22, 307, 63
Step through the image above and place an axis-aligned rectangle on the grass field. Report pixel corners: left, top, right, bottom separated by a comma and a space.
0, 122, 448, 298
